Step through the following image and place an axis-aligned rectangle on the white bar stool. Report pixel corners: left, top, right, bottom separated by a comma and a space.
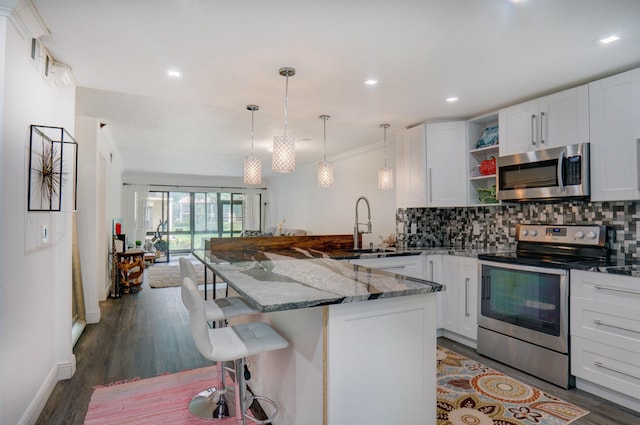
182, 276, 288, 424
179, 258, 259, 419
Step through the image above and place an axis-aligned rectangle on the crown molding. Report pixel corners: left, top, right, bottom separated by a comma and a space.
6, 0, 49, 40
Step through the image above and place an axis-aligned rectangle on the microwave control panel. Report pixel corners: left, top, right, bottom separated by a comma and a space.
516, 224, 606, 246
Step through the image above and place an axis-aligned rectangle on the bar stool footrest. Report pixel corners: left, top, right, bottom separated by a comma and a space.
244, 395, 278, 425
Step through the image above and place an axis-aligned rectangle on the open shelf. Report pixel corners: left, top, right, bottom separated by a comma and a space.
467, 112, 499, 205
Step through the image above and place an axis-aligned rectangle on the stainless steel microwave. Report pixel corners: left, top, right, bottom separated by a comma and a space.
497, 143, 590, 202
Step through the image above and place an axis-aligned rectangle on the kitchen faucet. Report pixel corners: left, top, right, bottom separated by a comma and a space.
354, 196, 372, 249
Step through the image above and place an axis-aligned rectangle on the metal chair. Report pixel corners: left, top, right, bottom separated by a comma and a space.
182, 276, 288, 424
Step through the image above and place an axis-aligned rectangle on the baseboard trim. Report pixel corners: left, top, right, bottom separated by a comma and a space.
57, 355, 76, 380
17, 364, 57, 425
576, 378, 640, 413
440, 329, 477, 349
85, 308, 101, 324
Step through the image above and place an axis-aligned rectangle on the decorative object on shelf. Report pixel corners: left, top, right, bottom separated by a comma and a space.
244, 104, 261, 185
480, 156, 496, 175
477, 185, 497, 204
272, 67, 296, 173
317, 114, 334, 188
475, 125, 499, 149
378, 123, 393, 190
28, 125, 78, 212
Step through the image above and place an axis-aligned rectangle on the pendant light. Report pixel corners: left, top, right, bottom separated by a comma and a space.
378, 123, 393, 190
243, 104, 261, 185
272, 67, 296, 173
317, 114, 334, 188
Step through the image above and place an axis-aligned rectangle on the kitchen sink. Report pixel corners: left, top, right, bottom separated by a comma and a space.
347, 248, 396, 254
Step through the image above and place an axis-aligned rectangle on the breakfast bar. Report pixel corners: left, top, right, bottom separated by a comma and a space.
192, 248, 443, 425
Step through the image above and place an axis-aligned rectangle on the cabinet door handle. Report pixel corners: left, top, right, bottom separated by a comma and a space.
531, 114, 537, 146
637, 138, 640, 191
428, 168, 433, 204
594, 284, 640, 296
540, 111, 545, 145
594, 361, 640, 381
593, 319, 640, 335
464, 277, 470, 317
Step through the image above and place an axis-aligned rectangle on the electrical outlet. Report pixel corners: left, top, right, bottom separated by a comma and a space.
473, 222, 481, 236
410, 222, 417, 234
41, 224, 48, 244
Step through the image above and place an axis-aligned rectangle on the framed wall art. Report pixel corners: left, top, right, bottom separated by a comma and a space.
28, 125, 78, 212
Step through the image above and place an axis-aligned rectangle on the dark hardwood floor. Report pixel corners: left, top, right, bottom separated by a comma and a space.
35, 284, 211, 425
36, 278, 640, 425
438, 338, 640, 425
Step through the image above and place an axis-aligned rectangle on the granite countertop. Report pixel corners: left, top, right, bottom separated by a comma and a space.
192, 249, 443, 312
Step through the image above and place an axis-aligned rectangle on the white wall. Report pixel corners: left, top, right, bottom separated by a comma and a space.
0, 9, 77, 425
75, 117, 124, 314
267, 141, 397, 248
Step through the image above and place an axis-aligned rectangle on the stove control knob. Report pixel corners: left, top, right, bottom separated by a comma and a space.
574, 231, 585, 239
587, 231, 598, 239
529, 230, 538, 237
522, 230, 529, 237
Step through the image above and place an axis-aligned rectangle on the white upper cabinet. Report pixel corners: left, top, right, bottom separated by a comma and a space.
395, 125, 427, 208
589, 67, 640, 201
426, 121, 467, 207
499, 84, 589, 155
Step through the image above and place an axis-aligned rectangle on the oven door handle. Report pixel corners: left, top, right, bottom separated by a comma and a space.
478, 260, 569, 276
557, 150, 566, 191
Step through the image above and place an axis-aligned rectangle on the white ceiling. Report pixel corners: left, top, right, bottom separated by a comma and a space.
32, 0, 640, 178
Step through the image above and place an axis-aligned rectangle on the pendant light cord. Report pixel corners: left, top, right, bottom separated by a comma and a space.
383, 124, 388, 167
251, 108, 255, 155
283, 74, 289, 137
323, 116, 327, 161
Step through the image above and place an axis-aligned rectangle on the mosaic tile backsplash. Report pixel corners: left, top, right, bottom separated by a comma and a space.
396, 201, 640, 261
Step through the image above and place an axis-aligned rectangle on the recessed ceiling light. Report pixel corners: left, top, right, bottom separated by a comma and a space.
599, 35, 620, 45
167, 69, 182, 78
446, 96, 459, 103
365, 79, 378, 85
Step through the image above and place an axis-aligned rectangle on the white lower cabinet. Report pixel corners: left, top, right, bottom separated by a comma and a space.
570, 270, 640, 411
424, 254, 443, 328
440, 255, 478, 346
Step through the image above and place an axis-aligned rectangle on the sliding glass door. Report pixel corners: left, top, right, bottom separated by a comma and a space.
144, 190, 261, 257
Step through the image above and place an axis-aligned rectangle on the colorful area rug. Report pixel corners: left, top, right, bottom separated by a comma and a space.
84, 366, 236, 424
437, 346, 589, 425
147, 262, 204, 288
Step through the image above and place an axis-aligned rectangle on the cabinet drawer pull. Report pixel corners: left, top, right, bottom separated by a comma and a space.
594, 361, 640, 381
593, 319, 640, 335
594, 285, 640, 296
376, 265, 407, 270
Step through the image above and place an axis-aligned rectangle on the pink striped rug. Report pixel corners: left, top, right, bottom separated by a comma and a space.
84, 366, 236, 424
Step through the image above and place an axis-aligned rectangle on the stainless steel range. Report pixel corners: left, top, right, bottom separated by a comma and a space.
477, 224, 610, 388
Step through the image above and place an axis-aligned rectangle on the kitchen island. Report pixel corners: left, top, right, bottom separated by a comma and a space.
192, 248, 442, 425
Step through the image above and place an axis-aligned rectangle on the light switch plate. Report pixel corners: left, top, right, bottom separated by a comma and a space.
41, 224, 48, 244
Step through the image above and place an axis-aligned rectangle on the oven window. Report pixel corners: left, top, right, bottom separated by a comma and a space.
499, 159, 558, 190
481, 266, 561, 336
